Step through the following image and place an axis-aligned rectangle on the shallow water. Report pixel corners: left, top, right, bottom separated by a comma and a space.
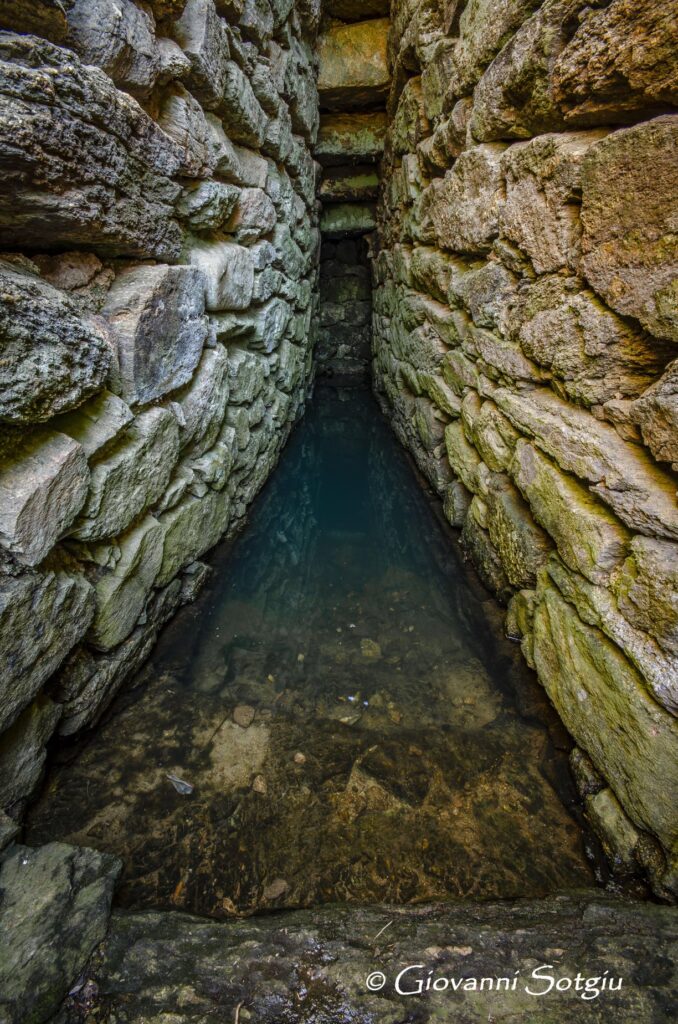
28, 385, 598, 917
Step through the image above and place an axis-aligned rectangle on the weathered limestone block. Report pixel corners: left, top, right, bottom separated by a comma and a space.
52, 392, 134, 461
0, 568, 94, 733
553, 0, 678, 125
494, 387, 678, 540
228, 348, 270, 403
240, 0, 274, 46
65, 0, 160, 100
580, 116, 678, 343
0, 34, 182, 259
284, 38, 319, 143
319, 167, 380, 203
470, 0, 587, 142
391, 77, 430, 157
157, 86, 215, 178
546, 554, 678, 718
0, 260, 112, 425
220, 61, 268, 148
444, 420, 484, 494
614, 537, 678, 658
500, 131, 607, 275
631, 360, 678, 468
454, 261, 516, 335
225, 188, 277, 244
427, 144, 506, 255
0, 695, 61, 808
242, 298, 293, 354
461, 500, 513, 602
585, 788, 642, 875
176, 181, 240, 234
157, 488, 231, 586
468, 324, 545, 384
447, 0, 542, 101
532, 579, 678, 858
318, 18, 390, 111
188, 241, 255, 311
72, 409, 180, 542
511, 439, 630, 585
0, 1, 68, 43
485, 472, 553, 589
169, 347, 230, 457
173, 0, 231, 111
508, 275, 665, 407
470, 400, 519, 470
320, 203, 376, 238
0, 843, 120, 1024
55, 582, 182, 735
30, 251, 114, 314
0, 432, 89, 565
76, 516, 165, 652
103, 265, 208, 407
315, 112, 387, 166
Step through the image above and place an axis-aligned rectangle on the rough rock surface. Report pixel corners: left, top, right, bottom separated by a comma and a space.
0, 843, 121, 1024
374, 0, 678, 897
59, 898, 677, 1023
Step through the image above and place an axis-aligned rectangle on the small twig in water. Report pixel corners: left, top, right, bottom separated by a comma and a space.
372, 920, 393, 942
234, 1001, 243, 1024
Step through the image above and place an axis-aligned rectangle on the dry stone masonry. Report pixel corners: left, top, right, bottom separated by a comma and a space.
0, 0, 322, 833
371, 0, 678, 898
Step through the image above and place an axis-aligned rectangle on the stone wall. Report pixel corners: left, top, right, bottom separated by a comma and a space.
372, 0, 678, 897
0, 0, 322, 831
317, 237, 372, 379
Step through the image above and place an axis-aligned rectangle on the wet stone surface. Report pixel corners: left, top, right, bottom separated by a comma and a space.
28, 387, 599, 917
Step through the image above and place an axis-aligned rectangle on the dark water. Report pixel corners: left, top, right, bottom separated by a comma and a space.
28, 386, 598, 917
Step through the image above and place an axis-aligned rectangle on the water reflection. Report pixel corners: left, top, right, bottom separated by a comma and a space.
27, 386, 597, 917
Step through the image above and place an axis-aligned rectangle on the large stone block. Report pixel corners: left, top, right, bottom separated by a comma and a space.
545, 554, 678, 721
103, 265, 208, 407
318, 18, 390, 111
614, 536, 678, 658
52, 392, 134, 461
0, 1, 68, 42
447, 0, 542, 101
320, 202, 376, 238
0, 431, 89, 565
72, 408, 180, 541
470, 0, 587, 142
65, 0, 160, 100
315, 112, 387, 166
0, 694, 61, 808
485, 472, 553, 589
0, 567, 94, 732
157, 488, 231, 586
0, 843, 120, 1024
532, 580, 678, 855
157, 85, 215, 178
631, 360, 678, 467
0, 259, 112, 425
220, 61, 268, 149
580, 116, 678, 343
176, 181, 240, 234
75, 516, 165, 652
508, 274, 666, 407
427, 144, 506, 255
168, 347, 230, 457
511, 439, 630, 585
225, 188, 277, 244
500, 130, 607, 275
552, 0, 678, 126
188, 241, 255, 311
0, 34, 182, 259
495, 386, 678, 541
173, 0, 231, 111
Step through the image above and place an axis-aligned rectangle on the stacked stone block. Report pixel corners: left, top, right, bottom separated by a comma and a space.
0, 0, 322, 826
372, 0, 678, 897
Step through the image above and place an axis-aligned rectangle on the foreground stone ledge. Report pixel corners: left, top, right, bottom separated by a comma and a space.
318, 18, 391, 111
60, 897, 677, 1023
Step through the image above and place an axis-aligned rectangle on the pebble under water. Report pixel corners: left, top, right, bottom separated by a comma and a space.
28, 385, 599, 918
